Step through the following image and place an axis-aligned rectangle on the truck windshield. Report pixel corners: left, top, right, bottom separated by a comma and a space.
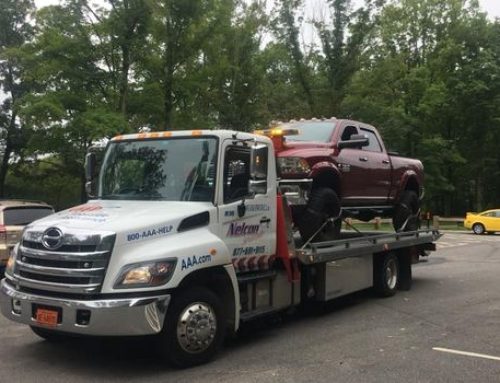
98, 137, 218, 202
285, 121, 337, 142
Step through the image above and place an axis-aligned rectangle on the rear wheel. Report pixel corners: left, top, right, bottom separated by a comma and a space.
374, 253, 399, 297
393, 191, 420, 232
472, 223, 485, 235
158, 287, 225, 368
296, 187, 341, 243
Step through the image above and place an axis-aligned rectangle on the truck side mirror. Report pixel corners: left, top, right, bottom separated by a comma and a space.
338, 134, 369, 150
85, 152, 98, 198
249, 144, 268, 195
85, 152, 97, 181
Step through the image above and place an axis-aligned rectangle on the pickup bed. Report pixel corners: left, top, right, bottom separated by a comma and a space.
262, 118, 424, 241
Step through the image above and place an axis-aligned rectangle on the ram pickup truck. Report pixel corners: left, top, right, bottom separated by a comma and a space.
260, 118, 424, 241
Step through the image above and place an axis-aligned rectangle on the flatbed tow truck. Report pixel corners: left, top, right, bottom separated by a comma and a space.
0, 129, 440, 367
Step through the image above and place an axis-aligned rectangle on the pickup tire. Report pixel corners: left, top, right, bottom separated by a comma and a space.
374, 252, 399, 297
392, 191, 419, 232
158, 287, 225, 368
297, 187, 341, 242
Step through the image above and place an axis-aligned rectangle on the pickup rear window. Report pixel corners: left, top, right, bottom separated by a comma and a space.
3, 207, 54, 225
285, 122, 337, 143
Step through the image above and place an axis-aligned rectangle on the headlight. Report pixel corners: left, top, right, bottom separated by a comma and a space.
114, 259, 177, 289
277, 157, 311, 176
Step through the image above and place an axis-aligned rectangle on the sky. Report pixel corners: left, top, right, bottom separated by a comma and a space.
33, 0, 500, 19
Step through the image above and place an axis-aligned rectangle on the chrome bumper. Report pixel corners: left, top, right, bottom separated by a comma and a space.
0, 279, 170, 336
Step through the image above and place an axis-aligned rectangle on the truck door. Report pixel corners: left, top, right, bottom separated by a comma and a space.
358, 127, 392, 201
336, 124, 391, 204
217, 140, 277, 273
336, 124, 366, 204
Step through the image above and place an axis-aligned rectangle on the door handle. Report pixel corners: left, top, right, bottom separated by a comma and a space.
382, 159, 390, 164
260, 217, 271, 224
359, 157, 368, 162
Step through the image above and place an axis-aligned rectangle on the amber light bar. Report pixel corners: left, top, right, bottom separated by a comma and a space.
253, 128, 300, 137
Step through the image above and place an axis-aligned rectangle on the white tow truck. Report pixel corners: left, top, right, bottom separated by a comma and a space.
0, 129, 440, 367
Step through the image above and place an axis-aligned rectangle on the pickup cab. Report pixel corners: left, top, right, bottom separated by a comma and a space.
263, 118, 424, 241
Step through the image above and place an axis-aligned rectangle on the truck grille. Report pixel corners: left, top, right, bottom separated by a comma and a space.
12, 238, 113, 294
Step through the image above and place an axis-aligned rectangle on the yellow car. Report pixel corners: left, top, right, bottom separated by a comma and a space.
464, 210, 500, 234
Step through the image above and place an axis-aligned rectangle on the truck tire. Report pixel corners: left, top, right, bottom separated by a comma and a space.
30, 326, 72, 342
472, 223, 485, 235
392, 191, 419, 232
374, 252, 399, 297
297, 187, 341, 243
158, 287, 226, 368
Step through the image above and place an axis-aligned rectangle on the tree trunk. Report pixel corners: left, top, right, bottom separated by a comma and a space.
0, 142, 12, 198
163, 12, 175, 131
0, 113, 16, 197
118, 44, 130, 117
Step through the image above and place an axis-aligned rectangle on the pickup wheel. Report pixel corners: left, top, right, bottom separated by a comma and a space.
393, 191, 420, 232
297, 187, 341, 242
158, 287, 225, 368
374, 252, 399, 297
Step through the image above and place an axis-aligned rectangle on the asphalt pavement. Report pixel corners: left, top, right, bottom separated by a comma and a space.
1, 231, 500, 383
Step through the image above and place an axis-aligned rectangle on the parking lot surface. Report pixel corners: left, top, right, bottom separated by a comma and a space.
1, 232, 500, 383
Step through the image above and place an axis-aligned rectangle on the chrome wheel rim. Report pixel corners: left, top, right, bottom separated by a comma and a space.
473, 224, 483, 234
177, 302, 217, 354
385, 259, 398, 290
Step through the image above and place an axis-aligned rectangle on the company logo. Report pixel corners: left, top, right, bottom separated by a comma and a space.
181, 255, 212, 270
226, 222, 260, 237
42, 227, 64, 250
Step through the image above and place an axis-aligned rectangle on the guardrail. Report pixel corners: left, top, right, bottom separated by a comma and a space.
344, 217, 465, 231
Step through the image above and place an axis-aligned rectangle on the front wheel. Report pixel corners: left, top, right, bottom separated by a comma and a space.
158, 287, 226, 368
472, 223, 485, 235
296, 187, 341, 243
392, 191, 420, 232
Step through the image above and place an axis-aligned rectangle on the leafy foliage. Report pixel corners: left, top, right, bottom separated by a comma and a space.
0, 0, 499, 214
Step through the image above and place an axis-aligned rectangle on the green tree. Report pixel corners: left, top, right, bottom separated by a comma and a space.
18, 4, 126, 201
0, 0, 35, 197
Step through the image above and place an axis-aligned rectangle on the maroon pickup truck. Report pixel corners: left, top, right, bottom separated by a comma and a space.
265, 118, 424, 241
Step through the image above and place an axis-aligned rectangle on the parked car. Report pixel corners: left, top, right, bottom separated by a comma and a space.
464, 210, 500, 234
0, 200, 55, 275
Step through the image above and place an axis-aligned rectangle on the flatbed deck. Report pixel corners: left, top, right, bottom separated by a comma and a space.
297, 229, 441, 265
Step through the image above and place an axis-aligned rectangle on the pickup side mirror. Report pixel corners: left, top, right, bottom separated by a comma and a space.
338, 134, 370, 150
85, 152, 98, 198
249, 144, 268, 195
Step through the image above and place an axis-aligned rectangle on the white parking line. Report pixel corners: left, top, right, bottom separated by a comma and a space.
433, 347, 500, 361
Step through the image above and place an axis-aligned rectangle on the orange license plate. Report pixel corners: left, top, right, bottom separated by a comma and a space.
35, 308, 59, 327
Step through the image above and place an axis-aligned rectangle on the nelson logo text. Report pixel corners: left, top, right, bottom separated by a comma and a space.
226, 222, 260, 237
